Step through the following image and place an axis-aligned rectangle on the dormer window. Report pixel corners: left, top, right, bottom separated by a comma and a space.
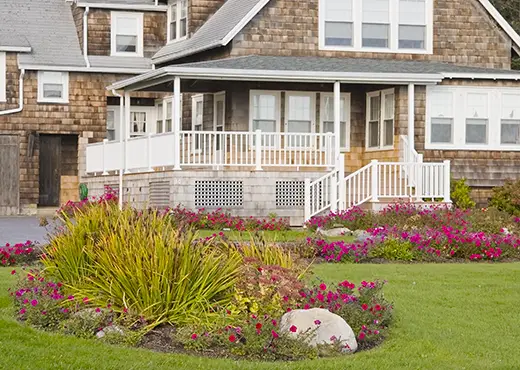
111, 12, 144, 56
168, 0, 188, 42
320, 0, 432, 54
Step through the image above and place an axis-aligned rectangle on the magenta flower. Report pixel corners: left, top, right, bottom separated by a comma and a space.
289, 325, 297, 333
314, 320, 321, 325
30, 299, 38, 306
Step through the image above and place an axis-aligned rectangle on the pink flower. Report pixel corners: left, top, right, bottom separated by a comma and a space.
361, 303, 368, 311
314, 320, 321, 325
95, 308, 101, 313
83, 297, 89, 304
374, 304, 382, 311
271, 330, 279, 339
30, 299, 38, 306
191, 333, 198, 340
289, 325, 297, 333
67, 295, 74, 301
228, 334, 237, 343
19, 308, 26, 315
271, 319, 277, 326
319, 283, 327, 291
10, 270, 16, 275
330, 335, 337, 341
359, 332, 366, 340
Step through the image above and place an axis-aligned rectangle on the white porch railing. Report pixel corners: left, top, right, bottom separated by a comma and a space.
304, 158, 451, 221
85, 130, 336, 174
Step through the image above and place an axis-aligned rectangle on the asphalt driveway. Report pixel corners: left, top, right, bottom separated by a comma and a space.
0, 217, 50, 246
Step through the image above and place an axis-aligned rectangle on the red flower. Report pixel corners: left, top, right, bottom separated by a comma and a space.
361, 303, 368, 311
289, 325, 297, 333
319, 283, 327, 291
30, 299, 38, 306
95, 308, 101, 313
228, 334, 237, 343
255, 323, 262, 330
314, 320, 321, 325
271, 319, 277, 326
375, 304, 382, 311
10, 269, 16, 275
358, 332, 366, 340
191, 333, 198, 340
271, 330, 279, 339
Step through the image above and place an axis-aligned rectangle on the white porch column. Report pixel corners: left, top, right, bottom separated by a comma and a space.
408, 83, 415, 158
173, 76, 181, 170
124, 91, 131, 174
118, 92, 124, 209
334, 81, 341, 165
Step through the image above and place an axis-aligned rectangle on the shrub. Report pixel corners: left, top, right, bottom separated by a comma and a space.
231, 259, 305, 317
490, 180, 520, 216
370, 239, 416, 261
451, 178, 475, 209
1, 241, 39, 266
42, 204, 243, 329
57, 185, 118, 216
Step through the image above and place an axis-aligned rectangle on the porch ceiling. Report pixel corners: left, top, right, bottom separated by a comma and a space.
107, 55, 520, 92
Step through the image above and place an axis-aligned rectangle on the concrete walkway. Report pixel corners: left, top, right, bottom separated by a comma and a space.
0, 217, 50, 246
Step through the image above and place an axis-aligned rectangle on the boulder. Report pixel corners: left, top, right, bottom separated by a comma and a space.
352, 230, 371, 243
279, 308, 358, 353
96, 325, 125, 339
317, 227, 352, 237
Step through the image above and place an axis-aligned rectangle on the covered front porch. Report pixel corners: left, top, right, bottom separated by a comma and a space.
84, 56, 453, 221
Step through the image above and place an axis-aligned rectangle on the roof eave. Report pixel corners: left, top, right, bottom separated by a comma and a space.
441, 72, 520, 80
75, 2, 168, 12
0, 46, 31, 53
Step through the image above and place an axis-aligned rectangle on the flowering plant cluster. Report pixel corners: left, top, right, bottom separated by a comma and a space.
168, 206, 290, 232
1, 241, 39, 266
309, 224, 520, 262
57, 186, 118, 216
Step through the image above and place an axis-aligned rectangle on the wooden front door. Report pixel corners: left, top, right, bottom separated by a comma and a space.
39, 135, 62, 206
0, 135, 20, 215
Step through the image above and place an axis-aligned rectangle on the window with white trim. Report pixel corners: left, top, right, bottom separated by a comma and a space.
285, 92, 315, 147
0, 52, 6, 102
111, 12, 143, 56
192, 95, 203, 151
168, 0, 188, 42
37, 71, 69, 103
320, 0, 432, 53
250, 90, 281, 146
501, 93, 520, 145
427, 86, 520, 150
107, 108, 116, 141
106, 105, 154, 139
155, 96, 182, 134
320, 93, 351, 151
366, 89, 394, 150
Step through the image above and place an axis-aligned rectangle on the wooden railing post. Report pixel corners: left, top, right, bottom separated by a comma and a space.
325, 132, 333, 168
102, 139, 108, 175
255, 130, 263, 171
415, 155, 424, 202
304, 178, 311, 223
443, 160, 451, 203
371, 160, 379, 202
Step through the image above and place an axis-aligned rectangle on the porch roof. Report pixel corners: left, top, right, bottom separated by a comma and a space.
108, 55, 520, 91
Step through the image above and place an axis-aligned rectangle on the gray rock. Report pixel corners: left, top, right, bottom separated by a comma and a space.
317, 227, 352, 237
96, 325, 125, 339
279, 308, 358, 353
73, 308, 104, 320
353, 230, 371, 243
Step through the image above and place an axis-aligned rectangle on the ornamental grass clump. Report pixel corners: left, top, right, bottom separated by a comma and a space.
43, 203, 243, 328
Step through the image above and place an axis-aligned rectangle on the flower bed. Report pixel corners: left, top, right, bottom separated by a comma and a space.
9, 202, 393, 361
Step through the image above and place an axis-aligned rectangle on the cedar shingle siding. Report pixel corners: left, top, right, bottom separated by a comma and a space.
230, 0, 512, 69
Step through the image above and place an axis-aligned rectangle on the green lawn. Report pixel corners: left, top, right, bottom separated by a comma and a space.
1, 263, 519, 369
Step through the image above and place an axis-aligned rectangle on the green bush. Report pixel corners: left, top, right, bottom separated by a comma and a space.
490, 179, 520, 216
43, 204, 243, 329
450, 178, 475, 209
370, 239, 416, 261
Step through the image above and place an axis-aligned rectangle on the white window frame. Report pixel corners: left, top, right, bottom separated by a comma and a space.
107, 105, 155, 139
155, 95, 183, 134
426, 86, 520, 151
192, 94, 204, 152
213, 92, 226, 132
284, 91, 316, 148
249, 90, 281, 148
111, 11, 144, 57
37, 71, 69, 104
365, 88, 395, 151
167, 0, 188, 43
106, 107, 117, 141
319, 0, 433, 54
0, 52, 6, 102
320, 92, 351, 152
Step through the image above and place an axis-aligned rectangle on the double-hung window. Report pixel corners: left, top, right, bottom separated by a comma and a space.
192, 95, 203, 151
155, 96, 181, 134
0, 52, 5, 102
37, 71, 69, 104
323, 0, 353, 46
465, 92, 489, 145
130, 112, 147, 137
168, 0, 188, 42
320, 93, 351, 151
501, 94, 520, 146
250, 91, 280, 146
398, 0, 427, 50
366, 89, 395, 150
107, 108, 116, 141
320, 0, 432, 53
285, 92, 316, 147
362, 0, 390, 48
429, 90, 454, 144
111, 12, 143, 56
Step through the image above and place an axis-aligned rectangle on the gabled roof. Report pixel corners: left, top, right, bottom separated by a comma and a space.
153, 0, 270, 64
0, 0, 85, 67
153, 0, 520, 65
109, 55, 520, 91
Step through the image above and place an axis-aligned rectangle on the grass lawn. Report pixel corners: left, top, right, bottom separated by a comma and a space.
1, 263, 519, 369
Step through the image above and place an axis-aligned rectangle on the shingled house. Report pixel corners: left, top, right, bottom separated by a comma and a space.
4, 0, 520, 221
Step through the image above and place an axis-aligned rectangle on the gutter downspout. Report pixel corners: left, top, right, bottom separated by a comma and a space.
112, 89, 124, 210
83, 7, 90, 68
0, 69, 25, 116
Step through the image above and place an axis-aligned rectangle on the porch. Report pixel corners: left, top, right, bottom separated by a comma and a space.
84, 56, 454, 223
